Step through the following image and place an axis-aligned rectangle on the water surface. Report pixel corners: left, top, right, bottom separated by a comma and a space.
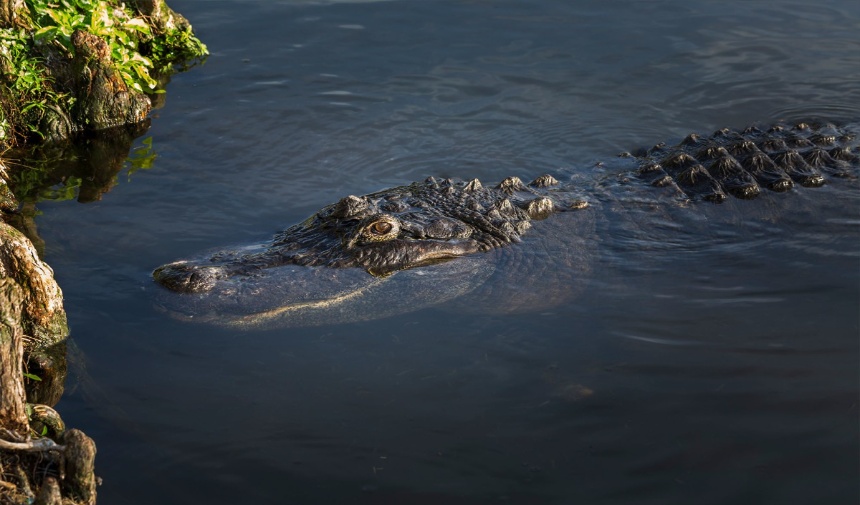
28, 1, 860, 503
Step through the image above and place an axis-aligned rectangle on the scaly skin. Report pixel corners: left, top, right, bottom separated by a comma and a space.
152, 120, 859, 328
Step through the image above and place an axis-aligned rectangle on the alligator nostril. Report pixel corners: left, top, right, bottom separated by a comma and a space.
153, 262, 224, 293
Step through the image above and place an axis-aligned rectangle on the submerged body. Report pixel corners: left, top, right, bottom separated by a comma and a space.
153, 121, 859, 328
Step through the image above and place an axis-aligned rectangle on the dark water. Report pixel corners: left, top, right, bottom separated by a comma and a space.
26, 0, 860, 503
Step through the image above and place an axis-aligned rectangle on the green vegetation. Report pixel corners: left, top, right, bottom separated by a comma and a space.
23, 372, 41, 381
0, 0, 207, 146
30, 0, 162, 92
0, 26, 61, 141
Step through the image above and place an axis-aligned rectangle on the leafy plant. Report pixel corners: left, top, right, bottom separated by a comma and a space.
149, 23, 208, 73
30, 0, 160, 92
24, 404, 51, 437
0, 0, 207, 146
0, 26, 64, 140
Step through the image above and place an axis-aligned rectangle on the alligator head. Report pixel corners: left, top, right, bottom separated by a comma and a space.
152, 174, 574, 328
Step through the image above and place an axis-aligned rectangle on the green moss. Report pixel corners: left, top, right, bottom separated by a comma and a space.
28, 307, 69, 348
0, 0, 207, 147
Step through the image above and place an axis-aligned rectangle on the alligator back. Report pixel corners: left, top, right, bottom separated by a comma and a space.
628, 121, 858, 202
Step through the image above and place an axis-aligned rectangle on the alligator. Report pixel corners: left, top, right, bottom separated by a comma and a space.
152, 120, 860, 328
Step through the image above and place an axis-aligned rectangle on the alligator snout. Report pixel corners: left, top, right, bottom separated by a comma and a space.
153, 262, 226, 293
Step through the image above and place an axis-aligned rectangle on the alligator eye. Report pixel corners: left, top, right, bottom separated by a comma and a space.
354, 217, 400, 245
369, 221, 393, 235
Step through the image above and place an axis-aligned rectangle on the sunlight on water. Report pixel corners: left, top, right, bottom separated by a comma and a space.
19, 0, 860, 503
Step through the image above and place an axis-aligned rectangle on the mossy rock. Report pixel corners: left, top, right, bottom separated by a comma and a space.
0, 0, 207, 147
0, 221, 69, 348
0, 160, 16, 211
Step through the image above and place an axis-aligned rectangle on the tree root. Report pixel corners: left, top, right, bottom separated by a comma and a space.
0, 429, 97, 505
0, 437, 64, 452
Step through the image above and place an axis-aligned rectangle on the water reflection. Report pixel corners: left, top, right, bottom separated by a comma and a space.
4, 123, 153, 436
20, 0, 860, 504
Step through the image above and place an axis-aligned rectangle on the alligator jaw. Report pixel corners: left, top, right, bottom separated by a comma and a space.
152, 261, 227, 293
151, 174, 548, 327
359, 238, 482, 276
152, 234, 482, 293
219, 274, 388, 328
153, 254, 495, 329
